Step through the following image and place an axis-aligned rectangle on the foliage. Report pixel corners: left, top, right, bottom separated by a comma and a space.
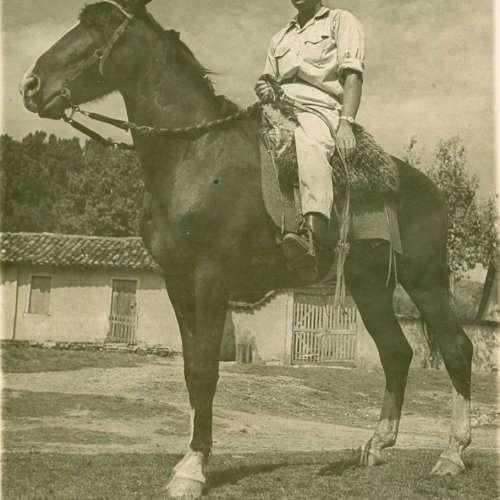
402, 135, 425, 169
404, 135, 499, 278
426, 136, 498, 276
0, 132, 144, 236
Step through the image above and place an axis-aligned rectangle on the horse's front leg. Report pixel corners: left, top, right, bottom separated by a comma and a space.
166, 261, 228, 499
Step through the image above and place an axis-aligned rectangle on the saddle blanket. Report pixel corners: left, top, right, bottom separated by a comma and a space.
260, 141, 402, 254
261, 103, 400, 197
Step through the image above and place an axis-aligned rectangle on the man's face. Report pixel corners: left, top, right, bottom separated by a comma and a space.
291, 0, 322, 11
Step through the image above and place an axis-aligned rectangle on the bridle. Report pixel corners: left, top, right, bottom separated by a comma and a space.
59, 0, 134, 106
58, 0, 261, 150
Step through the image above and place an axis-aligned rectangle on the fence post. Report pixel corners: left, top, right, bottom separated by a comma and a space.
283, 290, 294, 365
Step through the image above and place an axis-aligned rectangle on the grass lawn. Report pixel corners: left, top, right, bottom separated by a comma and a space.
2, 346, 498, 498
3, 449, 498, 500
1, 344, 161, 373
217, 363, 498, 426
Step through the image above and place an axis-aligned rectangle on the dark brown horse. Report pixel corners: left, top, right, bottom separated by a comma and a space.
20, 1, 473, 497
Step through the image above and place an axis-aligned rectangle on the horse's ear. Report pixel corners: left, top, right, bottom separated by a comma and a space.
126, 0, 152, 11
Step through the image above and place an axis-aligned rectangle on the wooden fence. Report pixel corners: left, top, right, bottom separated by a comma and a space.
108, 314, 137, 344
292, 292, 357, 364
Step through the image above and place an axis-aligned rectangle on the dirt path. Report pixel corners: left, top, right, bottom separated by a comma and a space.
3, 361, 498, 455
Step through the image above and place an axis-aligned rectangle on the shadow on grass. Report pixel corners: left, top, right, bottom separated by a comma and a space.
318, 448, 361, 477
207, 462, 288, 488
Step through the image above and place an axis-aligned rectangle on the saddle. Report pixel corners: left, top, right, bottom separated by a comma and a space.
260, 101, 402, 299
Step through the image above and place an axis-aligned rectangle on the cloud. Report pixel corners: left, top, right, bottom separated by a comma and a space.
3, 0, 496, 196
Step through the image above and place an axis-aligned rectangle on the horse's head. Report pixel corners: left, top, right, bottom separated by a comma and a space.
20, 0, 154, 119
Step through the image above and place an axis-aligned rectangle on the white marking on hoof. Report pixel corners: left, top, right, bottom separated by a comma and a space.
359, 445, 382, 467
167, 476, 204, 499
431, 457, 465, 476
167, 450, 206, 499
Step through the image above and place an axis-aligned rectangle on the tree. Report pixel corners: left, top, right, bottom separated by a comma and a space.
426, 136, 498, 278
60, 141, 144, 236
476, 196, 499, 266
0, 132, 79, 232
402, 135, 425, 169
0, 132, 144, 236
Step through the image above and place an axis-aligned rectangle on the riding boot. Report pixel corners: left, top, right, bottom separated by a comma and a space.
282, 212, 329, 284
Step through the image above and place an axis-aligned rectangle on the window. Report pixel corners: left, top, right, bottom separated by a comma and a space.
28, 275, 51, 314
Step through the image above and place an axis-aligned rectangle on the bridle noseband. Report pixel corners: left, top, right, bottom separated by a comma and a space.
60, 0, 134, 105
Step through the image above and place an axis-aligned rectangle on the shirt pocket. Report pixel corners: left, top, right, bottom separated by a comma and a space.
274, 42, 295, 78
303, 26, 334, 64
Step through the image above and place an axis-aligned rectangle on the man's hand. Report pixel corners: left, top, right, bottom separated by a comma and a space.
336, 120, 356, 161
254, 79, 274, 103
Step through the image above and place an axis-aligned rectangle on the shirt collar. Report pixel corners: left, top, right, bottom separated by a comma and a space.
287, 5, 330, 30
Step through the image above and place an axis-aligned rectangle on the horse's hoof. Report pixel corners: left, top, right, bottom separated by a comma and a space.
167, 476, 204, 499
431, 457, 465, 476
359, 445, 382, 467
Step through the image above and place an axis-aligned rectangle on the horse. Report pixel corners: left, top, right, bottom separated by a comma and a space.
20, 1, 473, 497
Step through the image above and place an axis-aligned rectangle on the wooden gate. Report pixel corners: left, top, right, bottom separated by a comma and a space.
292, 292, 357, 364
108, 279, 138, 344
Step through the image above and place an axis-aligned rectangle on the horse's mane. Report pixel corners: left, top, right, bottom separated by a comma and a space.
79, 3, 240, 118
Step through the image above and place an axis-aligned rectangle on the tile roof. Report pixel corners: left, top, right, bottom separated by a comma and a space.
0, 232, 158, 270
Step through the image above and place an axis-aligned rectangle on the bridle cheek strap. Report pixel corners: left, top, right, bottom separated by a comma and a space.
98, 17, 132, 75
61, 1, 134, 103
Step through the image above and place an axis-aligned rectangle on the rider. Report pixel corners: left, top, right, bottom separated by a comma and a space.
255, 0, 364, 281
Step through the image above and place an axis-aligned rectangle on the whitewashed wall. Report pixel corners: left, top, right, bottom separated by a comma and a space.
0, 264, 181, 349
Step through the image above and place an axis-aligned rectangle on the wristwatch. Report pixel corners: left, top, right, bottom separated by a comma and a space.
340, 115, 355, 125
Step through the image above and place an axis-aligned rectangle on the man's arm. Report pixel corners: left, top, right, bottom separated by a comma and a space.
255, 41, 277, 102
333, 9, 365, 161
341, 70, 363, 120
337, 70, 363, 160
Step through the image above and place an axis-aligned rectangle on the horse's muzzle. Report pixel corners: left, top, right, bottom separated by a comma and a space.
20, 69, 69, 119
20, 66, 42, 113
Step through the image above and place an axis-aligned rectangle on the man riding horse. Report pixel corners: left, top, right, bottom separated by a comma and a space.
20, 0, 474, 496
255, 0, 364, 281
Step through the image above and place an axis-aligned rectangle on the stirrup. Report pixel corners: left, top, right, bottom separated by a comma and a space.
282, 229, 319, 280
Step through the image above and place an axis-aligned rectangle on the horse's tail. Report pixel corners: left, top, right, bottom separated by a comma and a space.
420, 274, 456, 360
420, 318, 437, 360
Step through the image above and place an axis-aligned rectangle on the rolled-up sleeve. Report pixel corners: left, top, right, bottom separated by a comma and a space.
263, 40, 277, 77
334, 10, 365, 82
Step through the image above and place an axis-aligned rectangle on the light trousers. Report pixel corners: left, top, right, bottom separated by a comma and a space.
282, 82, 341, 220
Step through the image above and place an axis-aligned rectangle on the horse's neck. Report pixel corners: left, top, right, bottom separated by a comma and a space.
121, 53, 220, 138
119, 50, 225, 189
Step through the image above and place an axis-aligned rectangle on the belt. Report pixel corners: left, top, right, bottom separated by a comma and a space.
280, 75, 307, 85
280, 77, 336, 100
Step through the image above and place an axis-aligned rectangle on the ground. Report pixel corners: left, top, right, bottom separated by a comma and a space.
2, 346, 499, 499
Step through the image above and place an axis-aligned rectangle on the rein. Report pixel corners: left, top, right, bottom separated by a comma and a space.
63, 102, 261, 150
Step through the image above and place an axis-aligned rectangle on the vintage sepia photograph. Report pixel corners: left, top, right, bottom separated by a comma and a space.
1, 0, 498, 498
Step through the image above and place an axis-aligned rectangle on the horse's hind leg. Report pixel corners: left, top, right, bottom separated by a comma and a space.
347, 272, 413, 467
403, 281, 473, 475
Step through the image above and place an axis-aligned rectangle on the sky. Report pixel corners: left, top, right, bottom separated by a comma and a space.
1, 0, 497, 198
